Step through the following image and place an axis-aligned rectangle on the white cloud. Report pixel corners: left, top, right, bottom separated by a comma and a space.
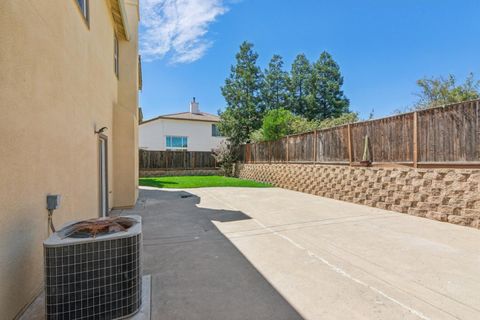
140, 0, 228, 63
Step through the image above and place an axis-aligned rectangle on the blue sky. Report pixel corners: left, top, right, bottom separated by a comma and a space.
139, 0, 480, 120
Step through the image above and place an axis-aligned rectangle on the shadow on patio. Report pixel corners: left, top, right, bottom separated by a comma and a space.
112, 188, 303, 320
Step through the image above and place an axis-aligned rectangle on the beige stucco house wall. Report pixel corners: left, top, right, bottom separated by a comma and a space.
0, 0, 140, 318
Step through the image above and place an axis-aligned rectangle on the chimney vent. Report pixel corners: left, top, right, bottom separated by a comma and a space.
190, 97, 200, 114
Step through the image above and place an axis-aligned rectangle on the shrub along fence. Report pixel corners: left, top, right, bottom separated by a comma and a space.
139, 150, 217, 170
239, 99, 480, 168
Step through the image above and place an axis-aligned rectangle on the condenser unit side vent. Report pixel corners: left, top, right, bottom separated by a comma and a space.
44, 215, 142, 320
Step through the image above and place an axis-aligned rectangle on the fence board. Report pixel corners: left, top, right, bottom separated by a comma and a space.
287, 133, 315, 162
351, 114, 414, 162
252, 142, 271, 162
238, 100, 480, 166
271, 138, 287, 162
417, 101, 479, 162
139, 150, 216, 169
316, 126, 350, 162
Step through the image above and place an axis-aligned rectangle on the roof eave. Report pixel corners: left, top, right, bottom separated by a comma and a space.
140, 116, 220, 125
110, 0, 130, 40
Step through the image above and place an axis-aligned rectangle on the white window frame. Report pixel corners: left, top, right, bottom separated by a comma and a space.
211, 124, 221, 137
75, 0, 89, 23
166, 136, 188, 150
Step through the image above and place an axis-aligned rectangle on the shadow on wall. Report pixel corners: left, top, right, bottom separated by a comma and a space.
1, 209, 40, 319
112, 188, 304, 320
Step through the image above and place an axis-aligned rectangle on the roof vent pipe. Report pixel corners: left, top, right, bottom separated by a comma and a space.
190, 97, 200, 114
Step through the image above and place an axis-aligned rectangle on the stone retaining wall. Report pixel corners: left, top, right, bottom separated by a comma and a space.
236, 163, 480, 229
140, 169, 221, 177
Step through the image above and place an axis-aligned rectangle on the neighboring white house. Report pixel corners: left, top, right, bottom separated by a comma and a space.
139, 98, 226, 151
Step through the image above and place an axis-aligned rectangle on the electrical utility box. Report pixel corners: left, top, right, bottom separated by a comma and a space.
46, 194, 61, 211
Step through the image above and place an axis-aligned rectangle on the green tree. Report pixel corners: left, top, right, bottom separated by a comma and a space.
249, 128, 266, 143
414, 73, 480, 109
288, 116, 318, 134
250, 110, 358, 141
306, 51, 349, 120
289, 54, 312, 116
289, 112, 358, 134
261, 108, 294, 141
219, 41, 264, 145
317, 112, 358, 129
261, 55, 289, 111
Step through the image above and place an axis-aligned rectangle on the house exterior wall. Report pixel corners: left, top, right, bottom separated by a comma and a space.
113, 1, 140, 208
139, 119, 226, 151
0, 1, 139, 318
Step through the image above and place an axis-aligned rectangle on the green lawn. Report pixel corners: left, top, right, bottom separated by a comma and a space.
139, 175, 271, 189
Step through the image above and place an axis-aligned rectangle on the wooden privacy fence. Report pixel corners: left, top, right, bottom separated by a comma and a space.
241, 99, 480, 168
139, 150, 217, 170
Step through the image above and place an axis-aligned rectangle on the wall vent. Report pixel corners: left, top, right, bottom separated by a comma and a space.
43, 215, 142, 320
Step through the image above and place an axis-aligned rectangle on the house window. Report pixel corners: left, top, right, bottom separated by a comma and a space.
75, 0, 89, 22
212, 124, 221, 137
166, 136, 188, 149
114, 34, 119, 78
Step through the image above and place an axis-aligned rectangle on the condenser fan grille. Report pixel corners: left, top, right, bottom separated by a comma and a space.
44, 234, 141, 320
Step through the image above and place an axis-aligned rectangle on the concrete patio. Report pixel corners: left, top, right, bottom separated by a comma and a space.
113, 186, 480, 320
112, 187, 303, 320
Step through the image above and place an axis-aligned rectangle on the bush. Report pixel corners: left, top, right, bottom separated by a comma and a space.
317, 112, 359, 129
262, 108, 294, 141
212, 141, 238, 177
250, 110, 359, 141
249, 128, 266, 143
289, 116, 319, 134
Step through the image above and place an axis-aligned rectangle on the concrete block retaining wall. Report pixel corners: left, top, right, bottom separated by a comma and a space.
236, 163, 480, 229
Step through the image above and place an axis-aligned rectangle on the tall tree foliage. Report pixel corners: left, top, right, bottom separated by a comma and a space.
261, 55, 289, 111
306, 51, 349, 120
414, 73, 479, 109
219, 42, 264, 145
220, 43, 352, 143
261, 108, 294, 141
289, 54, 312, 116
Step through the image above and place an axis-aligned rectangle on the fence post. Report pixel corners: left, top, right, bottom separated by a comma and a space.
286, 136, 289, 163
192, 152, 195, 170
251, 144, 255, 164
313, 130, 317, 163
251, 143, 253, 164
347, 124, 353, 165
269, 141, 272, 163
477, 101, 480, 160
413, 111, 418, 168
